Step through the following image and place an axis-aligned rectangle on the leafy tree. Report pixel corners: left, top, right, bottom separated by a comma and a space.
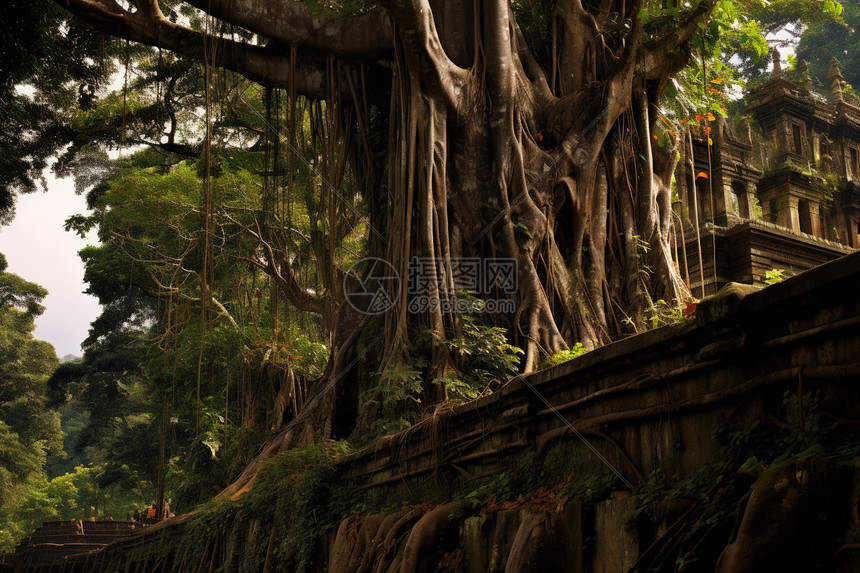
58, 139, 338, 506
0, 0, 121, 223
797, 0, 860, 90
0, 464, 152, 552
0, 254, 61, 514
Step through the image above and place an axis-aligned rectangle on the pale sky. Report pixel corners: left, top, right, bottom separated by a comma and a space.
0, 171, 101, 359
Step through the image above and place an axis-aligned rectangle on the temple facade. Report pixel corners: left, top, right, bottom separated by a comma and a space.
675, 51, 860, 295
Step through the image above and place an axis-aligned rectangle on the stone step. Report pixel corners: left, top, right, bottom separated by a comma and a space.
16, 534, 131, 546
0, 521, 141, 571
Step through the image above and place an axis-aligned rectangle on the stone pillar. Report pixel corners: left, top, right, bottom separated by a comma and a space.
777, 196, 800, 233
848, 216, 860, 248
594, 496, 638, 573
463, 516, 491, 573
798, 59, 813, 92
771, 46, 782, 78
827, 57, 844, 104
808, 201, 822, 238
741, 191, 755, 220
776, 118, 790, 157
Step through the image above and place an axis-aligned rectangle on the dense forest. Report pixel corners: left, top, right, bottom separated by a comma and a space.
0, 0, 856, 553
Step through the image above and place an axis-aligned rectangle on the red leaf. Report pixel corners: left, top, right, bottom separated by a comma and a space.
683, 302, 697, 317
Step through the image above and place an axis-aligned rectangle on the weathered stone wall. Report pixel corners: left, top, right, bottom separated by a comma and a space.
7, 251, 860, 572
338, 250, 860, 497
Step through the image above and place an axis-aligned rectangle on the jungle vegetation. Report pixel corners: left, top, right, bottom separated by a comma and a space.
0, 0, 849, 549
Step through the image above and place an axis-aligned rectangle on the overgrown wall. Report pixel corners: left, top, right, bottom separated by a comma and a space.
22, 251, 860, 572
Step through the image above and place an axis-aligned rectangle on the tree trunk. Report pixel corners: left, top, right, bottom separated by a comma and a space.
56, 0, 712, 494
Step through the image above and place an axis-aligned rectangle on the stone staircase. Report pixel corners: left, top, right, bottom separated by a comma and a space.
0, 521, 139, 572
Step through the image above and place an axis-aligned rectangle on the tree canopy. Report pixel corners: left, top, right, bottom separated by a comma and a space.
797, 0, 860, 90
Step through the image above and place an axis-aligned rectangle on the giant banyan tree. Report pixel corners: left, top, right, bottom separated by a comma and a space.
54, 0, 708, 494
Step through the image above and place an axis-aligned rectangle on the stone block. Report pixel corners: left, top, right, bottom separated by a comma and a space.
594, 496, 638, 573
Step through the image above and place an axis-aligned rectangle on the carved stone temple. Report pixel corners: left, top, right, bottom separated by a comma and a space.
674, 51, 860, 295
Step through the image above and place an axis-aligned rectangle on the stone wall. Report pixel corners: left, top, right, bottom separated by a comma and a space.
338, 250, 860, 497
6, 250, 860, 572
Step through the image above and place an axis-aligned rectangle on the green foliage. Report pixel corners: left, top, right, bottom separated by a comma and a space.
363, 311, 522, 438
58, 123, 340, 510
754, 0, 845, 35
798, 5, 860, 89
649, 0, 769, 138
511, 1, 553, 63
751, 193, 764, 219
645, 298, 688, 329
0, 255, 60, 517
176, 441, 355, 573
764, 268, 790, 284
541, 343, 589, 369
0, 0, 122, 222
433, 311, 523, 403
371, 364, 424, 436
0, 254, 48, 315
0, 464, 152, 552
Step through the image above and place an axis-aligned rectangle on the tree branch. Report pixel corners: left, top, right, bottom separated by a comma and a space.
643, 0, 718, 79
54, 0, 332, 97
142, 283, 239, 328
513, 16, 553, 107
386, 0, 467, 103
240, 218, 328, 316
183, 0, 393, 61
